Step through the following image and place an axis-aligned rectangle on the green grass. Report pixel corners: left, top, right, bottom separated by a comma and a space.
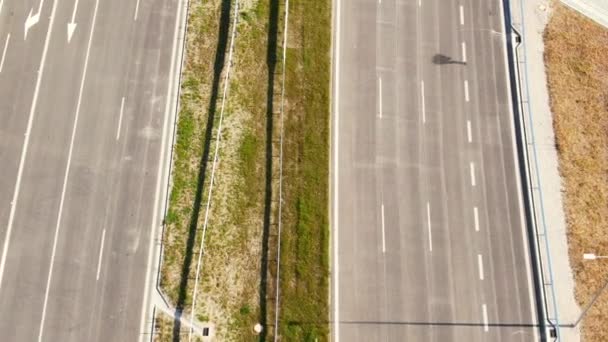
277, 0, 331, 340
158, 0, 331, 340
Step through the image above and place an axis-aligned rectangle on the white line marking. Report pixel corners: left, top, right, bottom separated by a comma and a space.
38, 1, 99, 340
134, 0, 140, 21
381, 204, 386, 253
116, 97, 125, 140
477, 254, 484, 280
378, 77, 382, 118
467, 120, 472, 143
470, 162, 476, 186
426, 202, 432, 252
464, 80, 470, 102
482, 304, 489, 332
0, 0, 58, 291
67, 0, 79, 42
96, 229, 106, 280
474, 206, 479, 232
461, 41, 467, 63
418, 0, 421, 7
0, 0, 3, 16
421, 80, 426, 123
333, 0, 342, 339
138, 0, 186, 338
0, 34, 9, 73
24, 0, 46, 40
460, 5, 465, 26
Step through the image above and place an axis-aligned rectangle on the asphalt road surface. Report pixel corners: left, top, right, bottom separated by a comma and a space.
0, 0, 183, 340
331, 0, 541, 341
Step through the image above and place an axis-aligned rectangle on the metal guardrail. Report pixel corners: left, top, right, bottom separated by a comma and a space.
507, 0, 562, 339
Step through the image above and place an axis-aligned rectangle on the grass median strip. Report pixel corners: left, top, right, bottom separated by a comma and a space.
544, 4, 608, 341
158, 0, 330, 340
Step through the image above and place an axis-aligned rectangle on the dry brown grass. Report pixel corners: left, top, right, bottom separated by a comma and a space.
544, 4, 608, 341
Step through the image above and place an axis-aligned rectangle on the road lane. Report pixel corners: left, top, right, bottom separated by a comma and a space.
332, 0, 540, 340
0, 0, 183, 340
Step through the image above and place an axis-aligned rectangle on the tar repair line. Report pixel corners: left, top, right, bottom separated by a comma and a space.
38, 1, 100, 340
333, 0, 342, 339
0, 0, 58, 291
0, 33, 10, 73
116, 97, 125, 140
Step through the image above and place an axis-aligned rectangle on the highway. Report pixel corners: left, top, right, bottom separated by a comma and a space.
331, 0, 542, 341
0, 0, 184, 340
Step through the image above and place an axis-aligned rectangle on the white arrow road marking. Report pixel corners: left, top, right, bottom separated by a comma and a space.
67, 0, 79, 42
24, 0, 46, 40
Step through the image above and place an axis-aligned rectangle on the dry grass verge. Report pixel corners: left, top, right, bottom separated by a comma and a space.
544, 4, 608, 341
159, 0, 330, 340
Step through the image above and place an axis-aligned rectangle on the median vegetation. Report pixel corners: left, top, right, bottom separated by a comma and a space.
544, 4, 608, 341
158, 0, 330, 340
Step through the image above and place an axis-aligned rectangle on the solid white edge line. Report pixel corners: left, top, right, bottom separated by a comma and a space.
378, 76, 382, 118
421, 80, 426, 123
116, 97, 125, 140
38, 1, 100, 340
464, 79, 470, 102
426, 202, 432, 252
0, 33, 9, 73
96, 229, 106, 281
461, 41, 467, 63
467, 119, 472, 143
470, 162, 476, 186
474, 206, 479, 232
333, 0, 341, 339
381, 204, 386, 253
482, 303, 489, 332
460, 5, 464, 26
478, 254, 484, 280
0, 0, 58, 291
137, 0, 186, 338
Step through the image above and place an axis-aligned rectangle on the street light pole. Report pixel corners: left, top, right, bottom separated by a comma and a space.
565, 253, 608, 327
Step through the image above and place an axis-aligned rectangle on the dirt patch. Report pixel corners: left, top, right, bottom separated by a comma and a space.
544, 3, 608, 341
